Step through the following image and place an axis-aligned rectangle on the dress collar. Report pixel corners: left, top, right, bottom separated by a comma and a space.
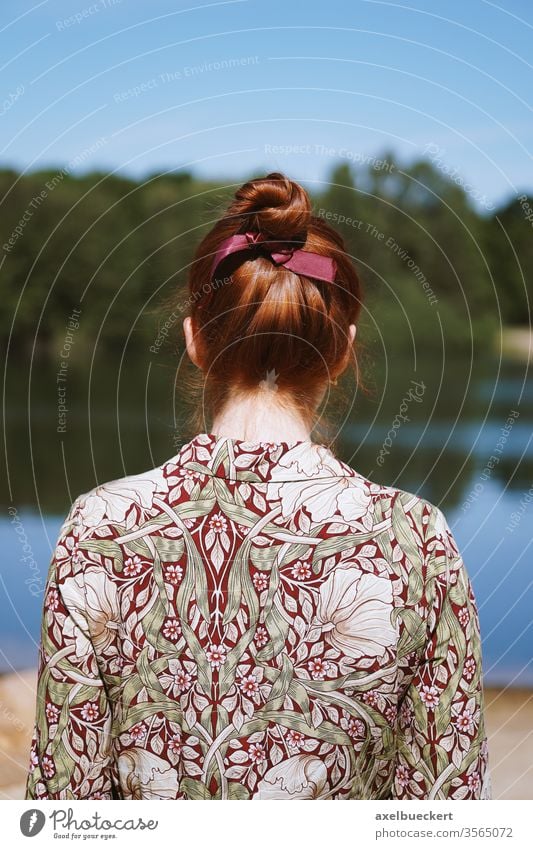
170, 432, 359, 483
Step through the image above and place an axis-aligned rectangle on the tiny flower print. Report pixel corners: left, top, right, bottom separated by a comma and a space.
164, 563, 183, 585
80, 702, 99, 722
254, 626, 269, 647
467, 772, 481, 792
206, 644, 226, 669
464, 658, 476, 680
385, 705, 397, 724
162, 619, 181, 641
42, 757, 55, 778
458, 607, 470, 626
249, 743, 266, 763
342, 717, 365, 738
419, 685, 440, 708
362, 690, 379, 707
160, 660, 194, 697
209, 513, 227, 533
286, 729, 305, 748
46, 588, 59, 610
240, 674, 259, 698
291, 561, 312, 580
395, 764, 410, 788
174, 669, 192, 692
123, 555, 143, 577
308, 658, 331, 680
252, 572, 269, 592
168, 736, 182, 756
129, 723, 147, 742
45, 703, 59, 722
455, 708, 475, 735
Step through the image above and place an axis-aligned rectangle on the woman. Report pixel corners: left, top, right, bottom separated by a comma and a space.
26, 172, 490, 800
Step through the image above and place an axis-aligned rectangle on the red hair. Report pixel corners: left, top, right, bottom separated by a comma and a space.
184, 172, 364, 430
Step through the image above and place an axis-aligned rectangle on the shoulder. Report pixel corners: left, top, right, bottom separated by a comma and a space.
336, 457, 460, 560
51, 463, 172, 584
69, 461, 170, 533
335, 452, 441, 523
385, 482, 460, 558
379, 483, 466, 593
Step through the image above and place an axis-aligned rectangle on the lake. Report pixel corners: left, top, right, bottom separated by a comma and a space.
1, 353, 532, 685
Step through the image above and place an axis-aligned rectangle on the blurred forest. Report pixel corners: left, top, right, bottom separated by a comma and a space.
1, 153, 531, 362
1, 154, 532, 515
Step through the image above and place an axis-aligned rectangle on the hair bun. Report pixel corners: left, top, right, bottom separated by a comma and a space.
230, 171, 311, 240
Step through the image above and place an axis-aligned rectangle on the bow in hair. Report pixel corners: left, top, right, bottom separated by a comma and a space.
210, 230, 337, 284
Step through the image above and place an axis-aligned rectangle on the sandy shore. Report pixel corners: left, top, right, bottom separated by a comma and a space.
499, 327, 533, 364
1, 669, 531, 799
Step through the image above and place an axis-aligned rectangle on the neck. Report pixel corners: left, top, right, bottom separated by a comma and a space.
210, 389, 314, 443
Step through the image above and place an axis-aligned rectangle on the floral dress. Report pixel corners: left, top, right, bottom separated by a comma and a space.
26, 433, 491, 800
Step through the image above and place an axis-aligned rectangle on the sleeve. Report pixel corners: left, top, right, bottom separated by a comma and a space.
25, 498, 114, 799
392, 505, 491, 800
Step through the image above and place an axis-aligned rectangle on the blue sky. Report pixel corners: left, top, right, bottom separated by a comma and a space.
1, 0, 532, 209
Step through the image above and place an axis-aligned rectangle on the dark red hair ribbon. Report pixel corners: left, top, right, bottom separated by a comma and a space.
210, 231, 337, 284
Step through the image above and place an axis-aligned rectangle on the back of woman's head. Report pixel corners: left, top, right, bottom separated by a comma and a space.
185, 171, 363, 427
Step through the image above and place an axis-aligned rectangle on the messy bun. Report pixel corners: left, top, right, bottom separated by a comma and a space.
230, 172, 311, 239
183, 172, 363, 431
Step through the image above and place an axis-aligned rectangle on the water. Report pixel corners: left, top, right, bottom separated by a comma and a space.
1, 355, 532, 685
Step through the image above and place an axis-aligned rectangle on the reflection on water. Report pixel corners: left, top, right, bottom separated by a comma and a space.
1, 354, 532, 684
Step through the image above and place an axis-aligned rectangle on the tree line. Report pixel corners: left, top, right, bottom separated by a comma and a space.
1, 154, 531, 361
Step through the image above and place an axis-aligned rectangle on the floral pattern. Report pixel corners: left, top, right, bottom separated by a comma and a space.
25, 433, 491, 800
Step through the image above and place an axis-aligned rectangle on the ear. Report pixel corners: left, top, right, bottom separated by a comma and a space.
183, 316, 203, 370
334, 324, 357, 379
